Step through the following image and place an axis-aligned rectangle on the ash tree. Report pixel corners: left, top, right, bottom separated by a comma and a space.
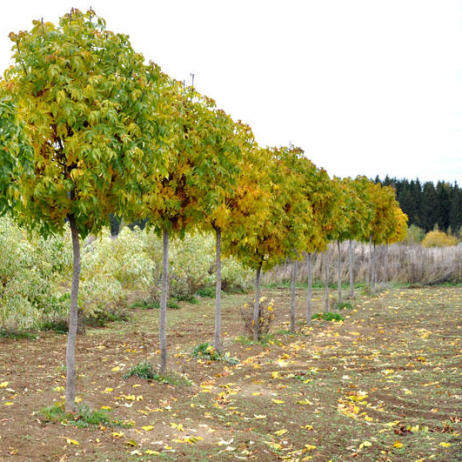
143, 85, 243, 370
2, 9, 172, 411
367, 182, 408, 291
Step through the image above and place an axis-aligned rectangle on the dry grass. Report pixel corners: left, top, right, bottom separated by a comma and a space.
263, 242, 462, 286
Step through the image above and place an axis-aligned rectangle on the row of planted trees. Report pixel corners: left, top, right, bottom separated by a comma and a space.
0, 9, 407, 412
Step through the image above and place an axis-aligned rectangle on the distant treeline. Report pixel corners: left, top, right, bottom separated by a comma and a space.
375, 176, 462, 234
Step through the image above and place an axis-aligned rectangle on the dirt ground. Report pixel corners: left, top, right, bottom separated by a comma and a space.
0, 285, 461, 461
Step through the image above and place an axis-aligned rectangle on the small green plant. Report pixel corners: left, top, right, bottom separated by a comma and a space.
123, 360, 157, 380
123, 360, 192, 385
40, 319, 68, 334
40, 403, 125, 428
130, 299, 180, 310
335, 301, 353, 311
85, 308, 130, 327
0, 329, 37, 340
174, 295, 199, 304
196, 287, 215, 298
192, 342, 239, 365
312, 312, 344, 322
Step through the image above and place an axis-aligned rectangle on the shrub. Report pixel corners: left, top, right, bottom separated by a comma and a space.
240, 297, 275, 339
422, 230, 458, 248
123, 360, 192, 385
406, 225, 425, 244
192, 342, 239, 365
312, 312, 344, 322
335, 301, 353, 310
40, 403, 124, 428
123, 360, 157, 380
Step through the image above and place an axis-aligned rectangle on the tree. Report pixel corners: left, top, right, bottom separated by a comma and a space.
302, 166, 336, 322
201, 121, 254, 352
222, 146, 293, 340
266, 147, 314, 333
342, 177, 374, 299
144, 85, 243, 368
368, 183, 408, 290
3, 9, 172, 411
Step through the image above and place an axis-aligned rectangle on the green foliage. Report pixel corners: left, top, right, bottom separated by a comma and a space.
123, 361, 191, 385
406, 224, 426, 244
196, 287, 215, 298
4, 8, 172, 238
0, 217, 252, 328
335, 301, 353, 310
123, 360, 157, 380
192, 342, 240, 365
0, 215, 68, 330
0, 328, 37, 340
422, 230, 458, 248
40, 403, 124, 428
312, 312, 344, 322
39, 319, 68, 334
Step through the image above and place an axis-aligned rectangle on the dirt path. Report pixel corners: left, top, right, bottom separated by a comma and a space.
0, 286, 461, 461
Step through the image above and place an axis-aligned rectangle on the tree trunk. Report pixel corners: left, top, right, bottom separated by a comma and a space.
77, 308, 85, 335
290, 260, 297, 333
214, 227, 223, 353
337, 240, 342, 305
349, 240, 354, 298
253, 264, 262, 341
372, 242, 377, 292
306, 253, 313, 325
65, 214, 81, 413
367, 235, 372, 290
159, 228, 169, 375
384, 244, 389, 282
324, 250, 329, 312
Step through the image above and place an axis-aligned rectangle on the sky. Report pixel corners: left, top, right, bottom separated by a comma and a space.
1, 0, 461, 184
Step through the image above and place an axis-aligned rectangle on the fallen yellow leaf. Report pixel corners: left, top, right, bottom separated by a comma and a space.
66, 438, 79, 446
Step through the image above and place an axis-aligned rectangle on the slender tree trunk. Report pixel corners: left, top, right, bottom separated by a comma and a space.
253, 264, 262, 341
384, 244, 389, 282
290, 260, 297, 333
337, 240, 342, 304
159, 228, 168, 375
214, 227, 223, 353
367, 235, 372, 290
372, 243, 377, 292
65, 215, 81, 413
349, 240, 354, 298
324, 250, 329, 312
307, 253, 313, 325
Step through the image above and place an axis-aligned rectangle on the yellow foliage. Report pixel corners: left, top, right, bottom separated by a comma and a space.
422, 230, 457, 248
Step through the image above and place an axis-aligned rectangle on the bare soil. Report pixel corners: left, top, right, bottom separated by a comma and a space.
0, 286, 461, 461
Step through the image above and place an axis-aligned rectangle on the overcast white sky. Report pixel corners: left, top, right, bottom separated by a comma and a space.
1, 0, 461, 184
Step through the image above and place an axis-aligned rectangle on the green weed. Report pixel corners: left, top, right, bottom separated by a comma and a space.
312, 312, 344, 322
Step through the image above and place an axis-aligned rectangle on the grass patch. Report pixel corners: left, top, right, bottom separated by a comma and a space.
123, 360, 191, 386
130, 299, 180, 310
312, 312, 344, 322
192, 342, 240, 365
196, 287, 216, 298
335, 301, 353, 310
40, 319, 68, 334
40, 403, 127, 428
85, 309, 130, 327
0, 328, 37, 340
175, 295, 199, 304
